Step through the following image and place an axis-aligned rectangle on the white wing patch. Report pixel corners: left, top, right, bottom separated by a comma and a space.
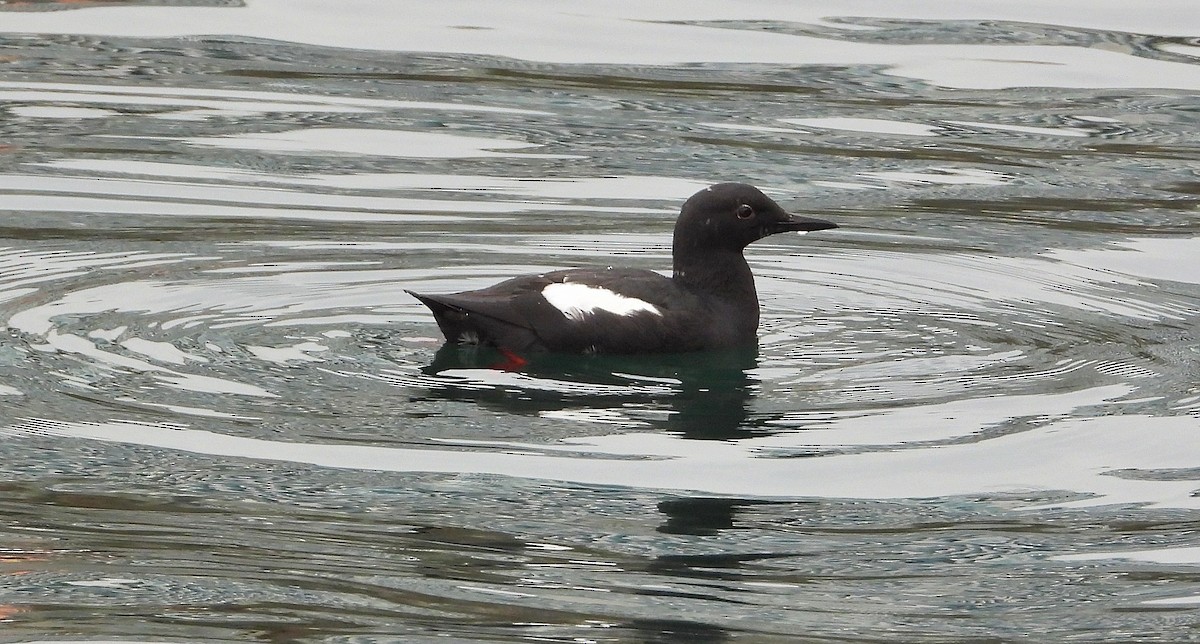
541, 282, 662, 321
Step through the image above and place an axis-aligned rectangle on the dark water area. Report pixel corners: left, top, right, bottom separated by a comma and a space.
0, 2, 1199, 641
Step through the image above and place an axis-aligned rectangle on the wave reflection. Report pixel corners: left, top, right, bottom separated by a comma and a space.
9, 405, 1198, 509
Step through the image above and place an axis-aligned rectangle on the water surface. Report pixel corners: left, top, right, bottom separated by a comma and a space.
1, 2, 1199, 641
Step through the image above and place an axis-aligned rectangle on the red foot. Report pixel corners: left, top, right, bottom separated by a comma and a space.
490, 347, 529, 371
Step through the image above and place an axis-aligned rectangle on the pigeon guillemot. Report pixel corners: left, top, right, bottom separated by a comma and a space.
407, 182, 837, 355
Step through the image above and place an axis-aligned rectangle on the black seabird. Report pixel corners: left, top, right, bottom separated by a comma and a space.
407, 182, 837, 356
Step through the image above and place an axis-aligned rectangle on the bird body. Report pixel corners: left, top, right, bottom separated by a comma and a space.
408, 183, 837, 355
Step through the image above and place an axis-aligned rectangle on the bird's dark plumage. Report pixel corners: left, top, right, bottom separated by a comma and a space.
407, 183, 837, 354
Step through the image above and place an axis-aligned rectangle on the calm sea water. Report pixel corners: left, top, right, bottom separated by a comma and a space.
1, 2, 1199, 642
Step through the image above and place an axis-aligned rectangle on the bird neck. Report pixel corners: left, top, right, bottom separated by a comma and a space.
672, 248, 760, 311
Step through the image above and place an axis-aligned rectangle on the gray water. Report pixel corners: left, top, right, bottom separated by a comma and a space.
1, 2, 1199, 642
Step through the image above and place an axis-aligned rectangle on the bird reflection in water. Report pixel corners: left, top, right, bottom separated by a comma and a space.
418, 344, 762, 440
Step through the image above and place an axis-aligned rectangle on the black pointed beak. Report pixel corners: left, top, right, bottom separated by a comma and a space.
767, 213, 838, 235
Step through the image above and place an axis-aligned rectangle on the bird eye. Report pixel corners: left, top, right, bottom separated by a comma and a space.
735, 204, 755, 219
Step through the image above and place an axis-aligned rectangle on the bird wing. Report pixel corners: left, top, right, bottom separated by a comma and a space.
411, 269, 713, 353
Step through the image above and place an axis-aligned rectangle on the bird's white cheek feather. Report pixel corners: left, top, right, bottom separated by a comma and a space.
541, 283, 662, 321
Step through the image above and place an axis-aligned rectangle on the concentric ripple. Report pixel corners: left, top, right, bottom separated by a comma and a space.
0, 195, 1193, 509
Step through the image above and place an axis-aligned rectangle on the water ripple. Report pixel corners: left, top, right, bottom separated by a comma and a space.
2, 5, 1200, 640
